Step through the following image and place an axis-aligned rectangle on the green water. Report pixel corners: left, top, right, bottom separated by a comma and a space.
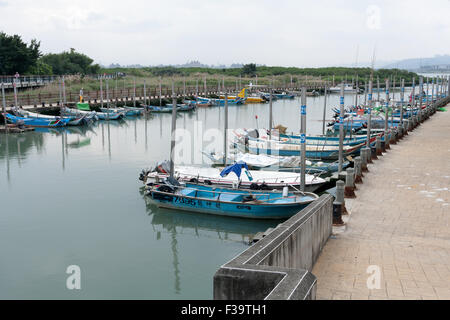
0, 92, 396, 299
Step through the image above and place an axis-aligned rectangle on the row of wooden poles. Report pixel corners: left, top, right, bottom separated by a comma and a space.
2, 75, 329, 108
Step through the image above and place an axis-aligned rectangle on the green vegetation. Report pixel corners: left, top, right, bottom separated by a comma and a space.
40, 48, 101, 75
0, 32, 41, 75
101, 65, 418, 84
0, 32, 100, 75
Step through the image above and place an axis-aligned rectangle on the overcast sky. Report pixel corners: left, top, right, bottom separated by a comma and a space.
1, 0, 450, 67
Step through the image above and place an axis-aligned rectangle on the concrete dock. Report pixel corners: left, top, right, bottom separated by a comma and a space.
312, 106, 450, 300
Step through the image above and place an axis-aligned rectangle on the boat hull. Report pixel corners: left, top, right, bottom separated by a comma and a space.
147, 191, 314, 219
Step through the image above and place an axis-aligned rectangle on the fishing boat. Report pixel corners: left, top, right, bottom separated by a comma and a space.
196, 97, 245, 106
12, 107, 87, 126
233, 128, 376, 147
140, 161, 326, 192
145, 162, 319, 219
71, 103, 125, 120
100, 106, 143, 117
3, 113, 69, 127
273, 91, 295, 99
164, 104, 197, 111
328, 84, 357, 93
61, 107, 98, 122
147, 182, 318, 219
146, 104, 196, 113
183, 99, 212, 107
243, 138, 366, 159
219, 88, 266, 103
202, 150, 349, 174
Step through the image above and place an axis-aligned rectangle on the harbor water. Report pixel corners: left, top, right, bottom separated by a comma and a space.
0, 91, 410, 299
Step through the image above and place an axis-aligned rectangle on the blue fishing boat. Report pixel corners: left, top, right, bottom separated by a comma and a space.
61, 107, 98, 123
273, 92, 295, 99
197, 97, 245, 106
4, 113, 69, 127
146, 162, 318, 219
147, 183, 318, 219
146, 104, 196, 113
100, 107, 142, 117
245, 140, 366, 159
12, 107, 87, 126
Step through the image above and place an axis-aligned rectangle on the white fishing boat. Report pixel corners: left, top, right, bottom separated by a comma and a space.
328, 84, 357, 93
140, 161, 326, 192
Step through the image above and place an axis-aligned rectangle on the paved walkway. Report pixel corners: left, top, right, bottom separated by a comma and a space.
312, 107, 450, 300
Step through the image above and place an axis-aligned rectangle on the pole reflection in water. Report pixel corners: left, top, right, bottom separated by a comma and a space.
145, 113, 148, 151
107, 121, 111, 160
61, 132, 65, 170
170, 226, 181, 294
143, 193, 279, 296
101, 122, 105, 151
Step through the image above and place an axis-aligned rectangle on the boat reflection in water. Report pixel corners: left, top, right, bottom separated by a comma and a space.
142, 192, 280, 294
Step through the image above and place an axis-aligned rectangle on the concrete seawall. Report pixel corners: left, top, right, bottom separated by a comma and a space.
214, 194, 333, 300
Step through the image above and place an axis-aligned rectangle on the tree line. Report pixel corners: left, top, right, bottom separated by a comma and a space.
0, 32, 100, 75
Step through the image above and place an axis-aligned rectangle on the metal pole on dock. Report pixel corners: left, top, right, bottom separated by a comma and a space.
224, 91, 228, 166
62, 76, 66, 106
269, 81, 273, 138
322, 85, 327, 135
106, 80, 110, 110
100, 77, 104, 109
169, 82, 177, 179
143, 80, 147, 107
133, 78, 136, 108
159, 77, 162, 107
430, 77, 434, 104
418, 77, 423, 122
366, 80, 373, 147
2, 83, 7, 133
58, 77, 62, 107
426, 77, 430, 107
13, 78, 18, 107
204, 76, 207, 96
364, 80, 368, 105
385, 79, 389, 136
338, 83, 344, 173
377, 76, 380, 102
300, 87, 307, 192
448, 76, 450, 97
411, 77, 416, 126
400, 79, 405, 126
196, 79, 199, 104
436, 77, 440, 99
